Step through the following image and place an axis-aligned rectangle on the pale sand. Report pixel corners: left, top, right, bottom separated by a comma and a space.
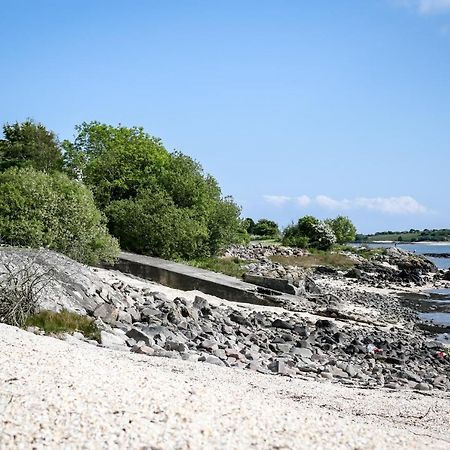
1, 324, 450, 450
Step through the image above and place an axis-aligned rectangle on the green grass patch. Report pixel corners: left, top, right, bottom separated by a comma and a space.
270, 251, 356, 270
183, 257, 248, 278
25, 310, 100, 342
337, 245, 386, 260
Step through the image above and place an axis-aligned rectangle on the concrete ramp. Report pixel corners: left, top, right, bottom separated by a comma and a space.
113, 252, 296, 308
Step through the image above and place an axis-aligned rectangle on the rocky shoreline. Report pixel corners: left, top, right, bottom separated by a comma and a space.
2, 247, 450, 393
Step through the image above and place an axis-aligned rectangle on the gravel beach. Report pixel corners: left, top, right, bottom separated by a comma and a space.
1, 324, 450, 450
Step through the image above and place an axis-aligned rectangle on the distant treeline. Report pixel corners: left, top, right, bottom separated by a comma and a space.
356, 228, 450, 243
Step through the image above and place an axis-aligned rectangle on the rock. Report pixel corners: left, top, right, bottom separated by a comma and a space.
93, 304, 118, 324
117, 310, 132, 324
229, 312, 250, 326
415, 382, 432, 391
443, 270, 450, 281
125, 307, 141, 322
271, 319, 293, 330
276, 343, 292, 353
131, 345, 154, 355
345, 268, 362, 279
203, 355, 226, 366
164, 341, 188, 353
125, 328, 154, 346
200, 339, 219, 352
193, 296, 212, 315
315, 319, 337, 331
292, 347, 313, 358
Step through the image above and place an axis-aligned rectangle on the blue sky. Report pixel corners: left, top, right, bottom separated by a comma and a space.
1, 0, 449, 233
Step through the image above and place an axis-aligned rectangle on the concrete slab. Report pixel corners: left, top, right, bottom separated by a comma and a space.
112, 252, 298, 308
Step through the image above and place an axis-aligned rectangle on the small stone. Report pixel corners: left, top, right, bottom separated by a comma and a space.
415, 382, 432, 391
131, 345, 154, 355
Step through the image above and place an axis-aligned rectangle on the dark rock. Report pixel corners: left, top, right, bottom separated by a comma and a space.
271, 318, 294, 330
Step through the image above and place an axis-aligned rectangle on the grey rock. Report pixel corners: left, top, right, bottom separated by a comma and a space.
93, 304, 118, 324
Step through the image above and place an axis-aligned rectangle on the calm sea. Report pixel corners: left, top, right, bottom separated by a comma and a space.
354, 242, 450, 337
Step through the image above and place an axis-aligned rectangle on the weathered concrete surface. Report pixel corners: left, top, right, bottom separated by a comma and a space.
113, 252, 296, 308
243, 273, 298, 295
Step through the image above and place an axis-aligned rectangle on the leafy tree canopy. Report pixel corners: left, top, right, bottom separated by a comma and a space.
282, 215, 336, 250
325, 216, 357, 244
252, 219, 280, 237
64, 122, 246, 258
0, 120, 64, 173
0, 167, 119, 264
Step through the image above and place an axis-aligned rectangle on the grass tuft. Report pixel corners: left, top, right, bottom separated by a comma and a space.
270, 252, 356, 269
183, 257, 248, 278
25, 310, 100, 342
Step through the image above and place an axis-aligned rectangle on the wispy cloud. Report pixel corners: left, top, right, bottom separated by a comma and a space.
296, 195, 312, 207
262, 195, 291, 207
396, 0, 450, 14
263, 194, 428, 215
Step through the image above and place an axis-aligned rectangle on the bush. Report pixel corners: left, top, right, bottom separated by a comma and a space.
282, 216, 336, 250
0, 253, 53, 327
252, 219, 280, 238
0, 120, 64, 173
0, 167, 119, 264
65, 122, 246, 259
325, 216, 357, 244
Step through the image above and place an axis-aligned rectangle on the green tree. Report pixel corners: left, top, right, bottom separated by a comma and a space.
252, 219, 279, 237
62, 121, 170, 207
282, 215, 336, 250
0, 120, 64, 173
325, 216, 357, 244
0, 167, 119, 264
65, 122, 245, 258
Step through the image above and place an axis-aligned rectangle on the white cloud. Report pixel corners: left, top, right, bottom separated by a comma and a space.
354, 196, 428, 214
396, 0, 450, 14
263, 193, 428, 215
263, 195, 291, 207
418, 0, 450, 14
296, 195, 311, 207
315, 195, 351, 210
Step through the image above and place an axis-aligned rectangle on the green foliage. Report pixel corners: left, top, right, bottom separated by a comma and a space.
66, 122, 245, 258
184, 257, 247, 278
325, 216, 357, 244
106, 186, 210, 259
356, 228, 450, 243
62, 122, 170, 206
252, 219, 280, 238
0, 120, 64, 173
270, 252, 355, 270
0, 167, 119, 264
282, 216, 336, 250
26, 310, 100, 341
243, 217, 256, 234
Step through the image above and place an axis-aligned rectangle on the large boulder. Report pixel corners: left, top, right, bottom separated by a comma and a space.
0, 247, 125, 315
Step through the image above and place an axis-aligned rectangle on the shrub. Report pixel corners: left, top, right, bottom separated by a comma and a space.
252, 219, 280, 238
0, 167, 119, 264
282, 216, 336, 250
0, 253, 53, 327
65, 122, 246, 258
325, 216, 357, 244
0, 120, 64, 173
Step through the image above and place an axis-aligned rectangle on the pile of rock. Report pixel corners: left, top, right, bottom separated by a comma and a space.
222, 244, 307, 261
